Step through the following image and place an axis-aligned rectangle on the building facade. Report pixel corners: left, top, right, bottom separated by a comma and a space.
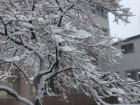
101, 35, 140, 81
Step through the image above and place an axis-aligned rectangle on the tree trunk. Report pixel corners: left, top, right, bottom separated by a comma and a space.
35, 99, 42, 105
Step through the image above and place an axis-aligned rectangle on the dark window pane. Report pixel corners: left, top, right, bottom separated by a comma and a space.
0, 77, 19, 97
69, 78, 90, 94
50, 79, 54, 92
127, 74, 131, 78
101, 9, 107, 19
116, 83, 120, 87
54, 87, 60, 94
54, 79, 61, 94
96, 6, 101, 16
92, 7, 96, 14
30, 85, 36, 95
86, 87, 90, 93
128, 44, 134, 52
0, 91, 7, 97
121, 43, 134, 54
138, 73, 140, 80
90, 4, 96, 14
79, 85, 86, 93
127, 75, 131, 78
102, 29, 107, 36
0, 81, 8, 97
103, 11, 107, 19
93, 53, 98, 65
71, 79, 77, 94
70, 87, 77, 94
69, 78, 78, 94
121, 45, 127, 53
46, 78, 61, 95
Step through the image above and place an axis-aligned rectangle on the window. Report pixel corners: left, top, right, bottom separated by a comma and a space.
29, 85, 36, 95
93, 52, 98, 65
2, 40, 17, 55
127, 73, 131, 78
0, 77, 19, 98
29, 78, 61, 96
90, 4, 107, 19
49, 78, 61, 94
102, 29, 108, 36
68, 85, 90, 94
78, 85, 90, 94
44, 78, 61, 95
68, 78, 90, 94
96, 6, 101, 17
92, 7, 96, 14
0, 81, 8, 98
121, 43, 134, 54
126, 72, 138, 81
115, 72, 121, 87
116, 72, 119, 75
101, 8, 107, 19
138, 72, 140, 81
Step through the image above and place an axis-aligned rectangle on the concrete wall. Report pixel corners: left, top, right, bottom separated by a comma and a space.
93, 16, 110, 29
101, 38, 140, 80
93, 14, 110, 36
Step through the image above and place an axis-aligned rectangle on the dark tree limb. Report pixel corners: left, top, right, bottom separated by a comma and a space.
33, 61, 57, 89
13, 63, 33, 85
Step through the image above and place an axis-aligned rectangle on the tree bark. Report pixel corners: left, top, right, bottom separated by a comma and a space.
35, 99, 41, 105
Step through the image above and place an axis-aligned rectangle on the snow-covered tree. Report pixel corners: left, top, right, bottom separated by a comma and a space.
0, 0, 139, 105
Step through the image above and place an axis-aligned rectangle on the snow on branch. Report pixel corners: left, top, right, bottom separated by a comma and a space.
0, 0, 138, 105
0, 86, 34, 105
13, 63, 33, 85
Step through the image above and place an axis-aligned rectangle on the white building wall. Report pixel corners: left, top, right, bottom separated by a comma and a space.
101, 36, 140, 80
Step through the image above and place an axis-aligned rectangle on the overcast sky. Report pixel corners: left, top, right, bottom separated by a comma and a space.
109, 0, 140, 41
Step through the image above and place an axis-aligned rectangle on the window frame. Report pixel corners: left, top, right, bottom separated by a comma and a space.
44, 77, 62, 95
127, 73, 131, 78
0, 77, 19, 98
121, 43, 134, 54
138, 72, 140, 81
29, 85, 36, 96
102, 28, 108, 36
68, 84, 90, 94
68, 77, 90, 94
90, 4, 108, 19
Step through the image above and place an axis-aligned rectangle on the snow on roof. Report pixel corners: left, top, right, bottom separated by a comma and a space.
113, 34, 140, 45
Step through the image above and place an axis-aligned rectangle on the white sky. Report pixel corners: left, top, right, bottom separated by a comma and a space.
109, 0, 140, 41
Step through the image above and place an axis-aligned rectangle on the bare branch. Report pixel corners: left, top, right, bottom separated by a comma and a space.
13, 63, 33, 85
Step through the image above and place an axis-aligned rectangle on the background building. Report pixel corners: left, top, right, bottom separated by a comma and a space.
101, 34, 140, 81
